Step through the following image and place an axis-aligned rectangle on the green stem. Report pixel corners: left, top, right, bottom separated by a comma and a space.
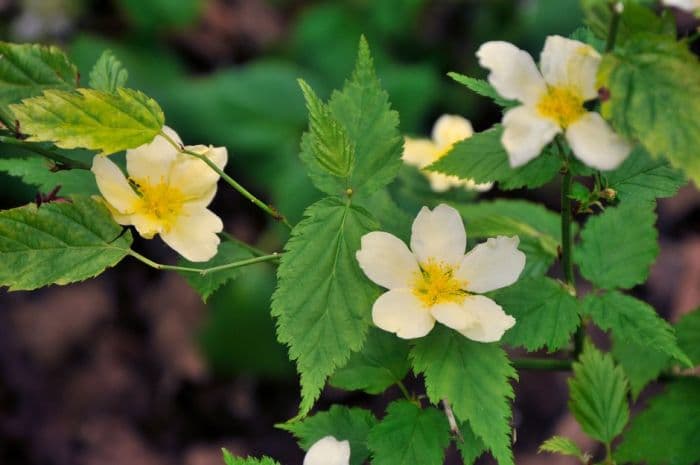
128, 249, 280, 275
396, 380, 411, 400
160, 131, 292, 229
220, 231, 273, 258
0, 135, 90, 170
605, 2, 622, 53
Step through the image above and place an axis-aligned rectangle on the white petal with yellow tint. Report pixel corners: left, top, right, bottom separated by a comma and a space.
170, 145, 228, 201
477, 41, 547, 105
402, 137, 437, 169
566, 112, 631, 170
457, 236, 526, 293
410, 204, 466, 267
431, 114, 473, 149
431, 301, 476, 331
356, 231, 420, 290
372, 288, 435, 339
427, 172, 457, 193
540, 35, 601, 100
458, 295, 516, 343
129, 211, 162, 239
303, 436, 351, 465
91, 155, 139, 214
502, 105, 560, 167
126, 126, 180, 183
160, 205, 223, 262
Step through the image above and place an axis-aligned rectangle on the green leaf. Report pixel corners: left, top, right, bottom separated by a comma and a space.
675, 308, 700, 366
330, 327, 410, 394
492, 277, 580, 352
11, 88, 165, 155
367, 400, 451, 465
447, 72, 516, 107
271, 197, 379, 415
429, 126, 560, 190
568, 343, 629, 444
538, 436, 586, 461
0, 157, 97, 195
222, 449, 280, 465
88, 50, 129, 93
583, 292, 691, 368
279, 405, 377, 465
457, 421, 488, 465
0, 196, 132, 291
599, 34, 700, 185
581, 1, 672, 42
614, 379, 700, 465
327, 36, 403, 195
611, 341, 670, 399
605, 146, 686, 202
411, 325, 517, 465
0, 42, 78, 127
119, 0, 203, 32
298, 79, 355, 183
574, 202, 658, 289
177, 241, 254, 303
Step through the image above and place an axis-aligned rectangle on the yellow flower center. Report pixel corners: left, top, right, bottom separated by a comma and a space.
132, 178, 187, 232
536, 86, 586, 128
412, 259, 468, 307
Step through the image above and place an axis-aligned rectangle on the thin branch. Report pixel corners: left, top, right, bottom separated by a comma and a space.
128, 249, 280, 275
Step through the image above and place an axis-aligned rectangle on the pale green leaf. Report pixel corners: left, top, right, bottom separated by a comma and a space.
279, 406, 377, 465
0, 42, 78, 126
457, 421, 488, 465
675, 308, 700, 366
599, 34, 700, 185
614, 379, 700, 465
271, 197, 379, 415
411, 325, 517, 465
539, 436, 586, 461
0, 157, 97, 195
177, 241, 254, 303
330, 327, 410, 394
222, 449, 280, 465
429, 126, 560, 190
447, 72, 516, 107
88, 50, 129, 93
0, 196, 132, 291
492, 277, 580, 352
367, 400, 451, 465
11, 88, 165, 155
574, 202, 658, 289
568, 343, 629, 444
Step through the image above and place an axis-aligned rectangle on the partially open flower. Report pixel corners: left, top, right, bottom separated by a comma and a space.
356, 204, 524, 342
91, 126, 227, 262
403, 114, 493, 193
303, 436, 350, 465
477, 35, 631, 170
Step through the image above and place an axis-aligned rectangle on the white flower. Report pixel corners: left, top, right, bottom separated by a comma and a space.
356, 204, 524, 342
663, 0, 700, 12
477, 35, 631, 170
91, 126, 227, 262
303, 436, 350, 465
403, 114, 493, 193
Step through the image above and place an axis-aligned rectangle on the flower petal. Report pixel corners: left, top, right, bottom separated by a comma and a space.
566, 112, 631, 171
540, 35, 601, 100
502, 105, 560, 167
160, 205, 223, 262
303, 436, 351, 465
662, 0, 699, 13
431, 301, 477, 331
431, 114, 473, 149
356, 231, 420, 289
410, 204, 466, 267
91, 155, 139, 214
457, 236, 526, 293
403, 137, 437, 169
458, 295, 516, 343
170, 144, 228, 201
126, 126, 180, 183
372, 289, 435, 339
476, 41, 547, 105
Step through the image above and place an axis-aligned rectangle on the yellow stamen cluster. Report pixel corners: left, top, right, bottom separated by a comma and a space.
412, 259, 468, 307
132, 178, 186, 232
536, 86, 585, 128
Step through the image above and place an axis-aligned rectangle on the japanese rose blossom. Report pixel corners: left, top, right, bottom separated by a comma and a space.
91, 126, 227, 262
303, 436, 350, 465
477, 35, 631, 170
356, 204, 525, 342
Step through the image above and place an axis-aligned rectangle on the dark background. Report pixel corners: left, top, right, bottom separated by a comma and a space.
0, 1, 698, 464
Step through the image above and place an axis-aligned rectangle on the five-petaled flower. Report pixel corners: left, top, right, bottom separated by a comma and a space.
356, 204, 525, 342
403, 114, 493, 193
303, 436, 350, 465
91, 126, 227, 262
477, 35, 631, 170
